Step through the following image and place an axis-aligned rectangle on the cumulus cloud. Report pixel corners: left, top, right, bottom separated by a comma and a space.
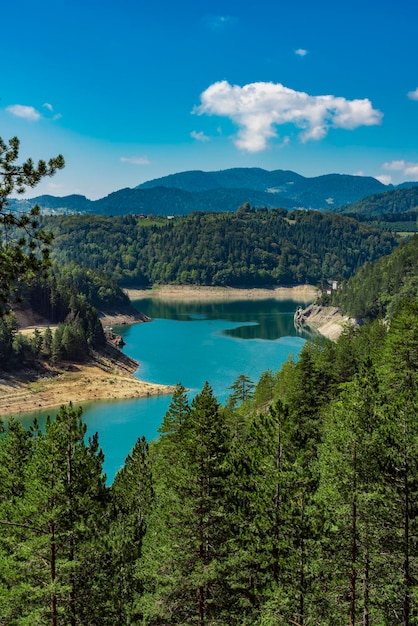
382, 160, 418, 180
407, 87, 418, 101
190, 130, 210, 142
7, 104, 41, 121
193, 81, 383, 152
295, 48, 308, 56
120, 156, 150, 165
382, 160, 407, 171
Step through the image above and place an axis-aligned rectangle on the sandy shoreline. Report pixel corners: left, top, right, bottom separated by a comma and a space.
127, 284, 319, 302
0, 361, 176, 419
2, 284, 319, 419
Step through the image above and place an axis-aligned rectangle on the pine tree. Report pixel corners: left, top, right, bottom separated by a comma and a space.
107, 436, 153, 624
222, 402, 283, 624
227, 374, 255, 408
266, 343, 328, 625
140, 382, 230, 625
0, 404, 108, 625
376, 299, 418, 624
316, 361, 384, 625
0, 135, 64, 312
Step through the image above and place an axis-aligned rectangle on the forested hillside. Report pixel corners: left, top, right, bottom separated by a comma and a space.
340, 185, 418, 215
137, 167, 387, 208
94, 185, 304, 215
324, 234, 418, 319
0, 266, 133, 370
3, 136, 418, 625
42, 208, 397, 287
2, 299, 418, 624
8, 167, 391, 216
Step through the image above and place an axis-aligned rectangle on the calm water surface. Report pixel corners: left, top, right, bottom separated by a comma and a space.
18, 298, 312, 482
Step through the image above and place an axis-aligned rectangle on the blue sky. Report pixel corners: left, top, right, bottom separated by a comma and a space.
2, 0, 418, 199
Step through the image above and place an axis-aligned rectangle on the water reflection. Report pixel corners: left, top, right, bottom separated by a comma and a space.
133, 298, 306, 341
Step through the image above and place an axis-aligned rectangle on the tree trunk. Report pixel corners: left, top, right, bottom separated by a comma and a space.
363, 550, 369, 626
350, 443, 357, 626
50, 521, 57, 626
273, 413, 282, 583
403, 442, 410, 626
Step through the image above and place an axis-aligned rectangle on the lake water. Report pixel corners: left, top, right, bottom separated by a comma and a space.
18, 298, 313, 482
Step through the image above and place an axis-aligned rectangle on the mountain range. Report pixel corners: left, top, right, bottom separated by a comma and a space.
8, 167, 418, 216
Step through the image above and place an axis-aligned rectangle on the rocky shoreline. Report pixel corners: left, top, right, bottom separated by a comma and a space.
294, 304, 356, 341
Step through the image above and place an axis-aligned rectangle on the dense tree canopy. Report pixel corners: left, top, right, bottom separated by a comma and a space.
41, 208, 397, 288
323, 234, 418, 319
2, 298, 418, 624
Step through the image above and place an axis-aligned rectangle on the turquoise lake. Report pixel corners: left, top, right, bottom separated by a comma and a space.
18, 298, 313, 482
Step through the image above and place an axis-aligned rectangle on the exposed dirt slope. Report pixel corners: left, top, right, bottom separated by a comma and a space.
294, 304, 356, 341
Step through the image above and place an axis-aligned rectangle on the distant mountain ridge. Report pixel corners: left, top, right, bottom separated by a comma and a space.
338, 186, 418, 215
7, 167, 418, 216
136, 167, 389, 209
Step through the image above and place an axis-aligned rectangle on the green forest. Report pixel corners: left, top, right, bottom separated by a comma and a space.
0, 265, 136, 370
323, 234, 418, 320
339, 186, 418, 216
2, 300, 418, 624
41, 208, 397, 288
2, 137, 418, 624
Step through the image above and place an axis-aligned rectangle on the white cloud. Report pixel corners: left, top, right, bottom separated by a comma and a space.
405, 164, 418, 178
375, 174, 392, 185
42, 102, 62, 120
381, 159, 418, 181
47, 182, 65, 192
120, 156, 150, 165
407, 87, 418, 101
7, 104, 41, 121
190, 130, 210, 142
295, 48, 308, 57
382, 160, 406, 171
193, 81, 383, 152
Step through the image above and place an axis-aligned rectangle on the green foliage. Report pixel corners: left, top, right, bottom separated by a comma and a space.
9, 167, 389, 216
0, 136, 64, 312
328, 234, 418, 319
0, 404, 108, 624
2, 295, 418, 624
0, 312, 43, 371
340, 185, 418, 216
2, 265, 118, 370
139, 382, 231, 625
41, 209, 397, 287
108, 436, 153, 624
227, 373, 255, 408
